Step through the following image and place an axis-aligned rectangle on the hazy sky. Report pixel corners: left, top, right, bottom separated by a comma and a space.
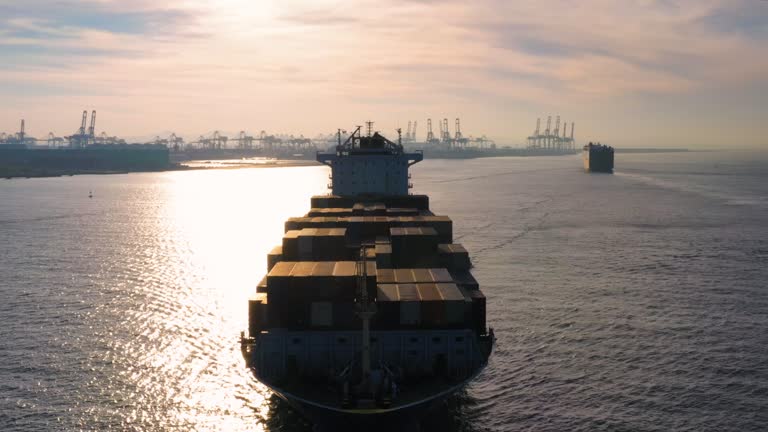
1, 0, 766, 148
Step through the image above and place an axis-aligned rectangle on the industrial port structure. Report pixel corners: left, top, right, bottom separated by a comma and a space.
2, 114, 482, 153
2, 111, 577, 158
0, 111, 127, 148
402, 118, 496, 150
526, 115, 576, 151
0, 111, 319, 153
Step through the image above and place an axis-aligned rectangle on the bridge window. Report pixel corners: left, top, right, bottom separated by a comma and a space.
455, 336, 464, 342
432, 337, 442, 344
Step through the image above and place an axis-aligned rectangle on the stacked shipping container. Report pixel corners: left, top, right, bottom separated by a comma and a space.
250, 195, 487, 336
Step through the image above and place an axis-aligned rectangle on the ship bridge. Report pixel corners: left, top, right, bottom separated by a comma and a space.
317, 124, 423, 196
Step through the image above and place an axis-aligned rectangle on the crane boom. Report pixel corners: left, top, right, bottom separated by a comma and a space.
88, 110, 96, 137
79, 110, 87, 135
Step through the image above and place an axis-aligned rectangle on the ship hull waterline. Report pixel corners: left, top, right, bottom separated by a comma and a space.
253, 362, 490, 429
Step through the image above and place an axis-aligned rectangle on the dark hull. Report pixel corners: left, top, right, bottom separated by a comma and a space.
264, 365, 487, 430
583, 149, 614, 173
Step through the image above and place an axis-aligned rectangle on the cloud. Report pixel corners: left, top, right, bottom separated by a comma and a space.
0, 2, 197, 34
0, 0, 766, 147
0, 1, 203, 72
698, 0, 768, 38
279, 9, 360, 27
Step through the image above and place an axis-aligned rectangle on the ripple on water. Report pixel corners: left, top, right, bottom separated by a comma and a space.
2, 155, 768, 431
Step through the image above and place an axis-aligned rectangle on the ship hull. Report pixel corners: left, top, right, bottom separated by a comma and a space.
262, 364, 487, 430
243, 327, 494, 429
583, 148, 614, 173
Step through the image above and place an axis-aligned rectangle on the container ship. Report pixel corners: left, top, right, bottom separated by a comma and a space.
241, 124, 494, 429
583, 142, 614, 173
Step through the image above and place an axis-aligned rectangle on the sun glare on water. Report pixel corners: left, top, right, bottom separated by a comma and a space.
117, 166, 326, 429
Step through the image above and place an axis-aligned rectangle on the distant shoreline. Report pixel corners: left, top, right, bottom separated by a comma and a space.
0, 159, 321, 179
614, 148, 689, 153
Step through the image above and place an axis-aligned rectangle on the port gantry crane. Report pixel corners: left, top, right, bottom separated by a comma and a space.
528, 118, 542, 148
454, 118, 471, 149
441, 118, 451, 148
66, 110, 96, 147
229, 131, 255, 149
0, 119, 28, 145
414, 117, 492, 150
436, 119, 444, 146
187, 131, 228, 149
88, 110, 96, 138
454, 118, 463, 145
426, 118, 439, 145
406, 121, 412, 143
526, 115, 576, 150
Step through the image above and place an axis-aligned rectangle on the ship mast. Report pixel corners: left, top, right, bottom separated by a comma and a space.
356, 247, 375, 378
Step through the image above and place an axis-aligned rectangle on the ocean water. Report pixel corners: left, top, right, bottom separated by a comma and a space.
1, 151, 766, 431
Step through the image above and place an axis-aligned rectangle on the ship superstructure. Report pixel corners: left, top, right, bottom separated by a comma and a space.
241, 124, 494, 428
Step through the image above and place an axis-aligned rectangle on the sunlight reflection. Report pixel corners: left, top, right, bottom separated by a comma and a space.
124, 165, 327, 430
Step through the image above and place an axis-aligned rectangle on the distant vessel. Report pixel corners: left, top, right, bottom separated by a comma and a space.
88, 191, 93, 198
583, 142, 614, 173
241, 124, 494, 428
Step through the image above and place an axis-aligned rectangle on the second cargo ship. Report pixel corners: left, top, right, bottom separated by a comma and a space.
583, 142, 614, 173
241, 124, 494, 429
